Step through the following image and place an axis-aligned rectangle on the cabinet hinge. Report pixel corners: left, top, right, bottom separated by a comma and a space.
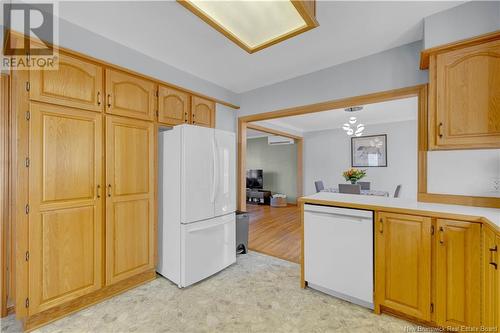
25, 251, 29, 261
431, 225, 435, 235
25, 157, 30, 167
430, 303, 434, 313
25, 298, 29, 308
25, 81, 30, 91
25, 204, 30, 215
25, 111, 30, 121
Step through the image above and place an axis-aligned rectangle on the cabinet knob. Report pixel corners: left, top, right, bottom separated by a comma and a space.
96, 185, 101, 198
107, 94, 112, 108
97, 92, 101, 106
107, 184, 112, 197
439, 227, 445, 245
378, 218, 383, 233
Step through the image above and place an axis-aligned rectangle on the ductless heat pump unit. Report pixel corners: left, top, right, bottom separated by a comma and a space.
268, 135, 295, 145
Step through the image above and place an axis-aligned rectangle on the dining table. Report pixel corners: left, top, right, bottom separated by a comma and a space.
322, 188, 390, 197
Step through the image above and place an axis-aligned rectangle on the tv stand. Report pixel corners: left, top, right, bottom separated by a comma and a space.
246, 189, 272, 205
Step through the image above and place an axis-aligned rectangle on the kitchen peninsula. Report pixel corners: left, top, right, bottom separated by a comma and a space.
299, 192, 500, 329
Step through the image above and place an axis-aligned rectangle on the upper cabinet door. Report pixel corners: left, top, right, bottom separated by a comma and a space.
191, 96, 215, 128
30, 53, 103, 112
28, 103, 103, 315
105, 69, 156, 121
375, 212, 431, 321
435, 219, 481, 327
432, 39, 500, 149
158, 86, 190, 125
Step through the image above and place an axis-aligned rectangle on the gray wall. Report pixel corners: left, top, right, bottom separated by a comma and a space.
424, 1, 500, 48
246, 137, 298, 203
238, 41, 427, 118
304, 120, 418, 200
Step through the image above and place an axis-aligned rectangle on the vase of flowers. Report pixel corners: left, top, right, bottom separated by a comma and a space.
342, 168, 367, 184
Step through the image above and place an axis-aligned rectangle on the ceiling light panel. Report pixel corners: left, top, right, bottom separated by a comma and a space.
179, 0, 318, 53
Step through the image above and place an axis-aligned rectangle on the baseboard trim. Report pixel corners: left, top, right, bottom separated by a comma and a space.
24, 269, 156, 332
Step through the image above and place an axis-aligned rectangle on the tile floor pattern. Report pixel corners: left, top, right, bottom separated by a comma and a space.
1, 252, 416, 333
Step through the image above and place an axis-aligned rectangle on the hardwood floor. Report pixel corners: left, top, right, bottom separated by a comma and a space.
247, 204, 301, 264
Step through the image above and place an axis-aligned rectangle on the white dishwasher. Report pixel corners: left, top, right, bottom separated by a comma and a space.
304, 204, 374, 309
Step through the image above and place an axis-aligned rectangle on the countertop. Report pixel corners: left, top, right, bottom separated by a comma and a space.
299, 192, 500, 231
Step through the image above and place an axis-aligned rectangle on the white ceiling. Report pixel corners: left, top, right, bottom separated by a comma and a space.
56, 1, 461, 93
252, 96, 418, 134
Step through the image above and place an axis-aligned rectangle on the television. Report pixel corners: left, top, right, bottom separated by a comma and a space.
246, 169, 263, 189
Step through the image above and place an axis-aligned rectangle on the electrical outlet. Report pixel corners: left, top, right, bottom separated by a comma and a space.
491, 178, 500, 193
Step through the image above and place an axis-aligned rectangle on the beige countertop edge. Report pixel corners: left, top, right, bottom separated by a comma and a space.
298, 197, 500, 234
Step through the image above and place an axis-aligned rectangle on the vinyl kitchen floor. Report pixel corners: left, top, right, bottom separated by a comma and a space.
1, 252, 416, 333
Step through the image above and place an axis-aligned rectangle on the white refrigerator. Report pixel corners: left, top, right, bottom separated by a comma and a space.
157, 125, 236, 288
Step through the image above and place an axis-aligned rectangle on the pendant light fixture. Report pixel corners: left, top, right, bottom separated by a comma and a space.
342, 106, 365, 137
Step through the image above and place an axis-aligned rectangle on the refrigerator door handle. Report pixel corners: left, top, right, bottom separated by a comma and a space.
210, 135, 217, 203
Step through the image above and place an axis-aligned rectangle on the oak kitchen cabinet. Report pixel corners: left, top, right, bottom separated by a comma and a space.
28, 103, 103, 315
191, 96, 215, 128
435, 219, 481, 327
105, 116, 156, 285
158, 85, 190, 125
30, 53, 104, 112
374, 212, 484, 327
375, 212, 432, 321
105, 69, 156, 121
426, 37, 500, 150
483, 227, 499, 328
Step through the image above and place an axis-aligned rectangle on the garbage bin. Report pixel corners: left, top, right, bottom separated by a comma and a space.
236, 211, 249, 254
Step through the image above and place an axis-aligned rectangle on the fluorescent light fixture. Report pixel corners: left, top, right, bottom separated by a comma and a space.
178, 0, 319, 53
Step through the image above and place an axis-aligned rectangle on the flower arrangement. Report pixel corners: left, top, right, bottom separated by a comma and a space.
342, 168, 367, 184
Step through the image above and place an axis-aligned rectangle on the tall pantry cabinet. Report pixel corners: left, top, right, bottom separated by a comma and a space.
21, 52, 156, 321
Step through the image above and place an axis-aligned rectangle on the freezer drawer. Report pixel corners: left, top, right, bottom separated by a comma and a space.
181, 213, 236, 287
304, 204, 374, 309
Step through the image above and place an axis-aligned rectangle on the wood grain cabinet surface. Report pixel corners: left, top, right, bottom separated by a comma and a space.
191, 96, 215, 128
375, 212, 432, 321
429, 39, 500, 149
105, 69, 156, 121
483, 227, 499, 328
158, 86, 190, 125
28, 103, 103, 315
30, 53, 104, 112
105, 116, 155, 285
435, 219, 481, 327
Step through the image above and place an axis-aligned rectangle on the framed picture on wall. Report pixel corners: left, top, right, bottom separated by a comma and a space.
351, 134, 387, 167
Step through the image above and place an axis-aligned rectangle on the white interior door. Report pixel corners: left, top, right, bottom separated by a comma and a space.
182, 125, 215, 223
181, 213, 236, 287
214, 130, 236, 216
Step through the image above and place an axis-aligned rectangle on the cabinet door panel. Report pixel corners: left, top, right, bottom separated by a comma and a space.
30, 53, 103, 112
435, 39, 500, 148
106, 116, 155, 285
105, 69, 156, 121
483, 227, 499, 328
29, 103, 102, 315
191, 96, 215, 128
435, 219, 481, 327
158, 86, 189, 125
375, 212, 431, 321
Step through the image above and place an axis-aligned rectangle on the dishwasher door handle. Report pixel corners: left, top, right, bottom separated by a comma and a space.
305, 211, 369, 223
